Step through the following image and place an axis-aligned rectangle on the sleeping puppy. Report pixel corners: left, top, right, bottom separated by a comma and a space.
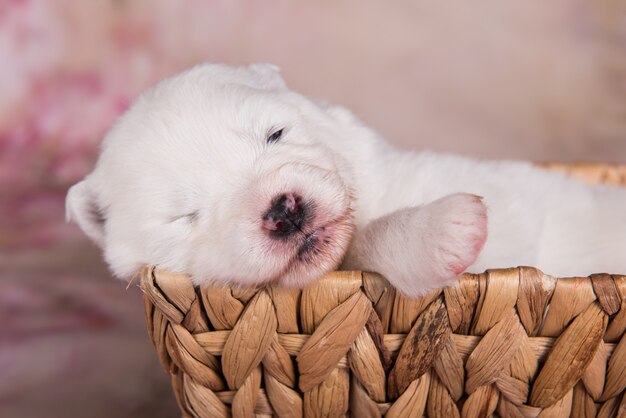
66, 63, 626, 297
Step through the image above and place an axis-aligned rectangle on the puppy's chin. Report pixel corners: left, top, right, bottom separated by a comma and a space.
276, 213, 354, 288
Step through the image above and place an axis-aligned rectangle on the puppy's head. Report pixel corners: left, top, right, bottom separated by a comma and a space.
66, 63, 355, 287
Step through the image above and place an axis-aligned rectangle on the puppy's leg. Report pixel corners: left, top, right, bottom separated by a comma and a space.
343, 193, 487, 297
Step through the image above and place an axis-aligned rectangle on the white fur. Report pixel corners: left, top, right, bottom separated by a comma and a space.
67, 63, 626, 296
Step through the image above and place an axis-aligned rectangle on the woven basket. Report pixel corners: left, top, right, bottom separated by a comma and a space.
141, 164, 626, 418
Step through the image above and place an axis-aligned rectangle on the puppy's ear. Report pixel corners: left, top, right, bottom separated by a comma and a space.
248, 63, 287, 91
66, 180, 106, 245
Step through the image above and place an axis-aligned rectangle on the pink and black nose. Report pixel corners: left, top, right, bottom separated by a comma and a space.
262, 193, 306, 238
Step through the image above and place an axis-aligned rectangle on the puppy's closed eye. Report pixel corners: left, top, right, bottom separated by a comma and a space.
170, 211, 199, 224
266, 128, 284, 144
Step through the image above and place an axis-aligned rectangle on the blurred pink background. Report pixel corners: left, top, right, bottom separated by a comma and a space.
1, 1, 624, 417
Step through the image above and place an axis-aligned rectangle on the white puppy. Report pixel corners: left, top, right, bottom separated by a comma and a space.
66, 63, 626, 297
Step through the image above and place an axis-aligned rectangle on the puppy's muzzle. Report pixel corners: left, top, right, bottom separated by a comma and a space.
262, 193, 307, 239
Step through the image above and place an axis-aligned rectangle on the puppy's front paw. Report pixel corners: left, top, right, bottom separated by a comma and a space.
426, 193, 488, 280
343, 193, 488, 298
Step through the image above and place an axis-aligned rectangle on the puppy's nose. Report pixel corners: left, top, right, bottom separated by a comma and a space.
262, 193, 305, 238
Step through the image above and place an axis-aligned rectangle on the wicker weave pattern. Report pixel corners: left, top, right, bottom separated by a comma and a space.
141, 267, 626, 417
